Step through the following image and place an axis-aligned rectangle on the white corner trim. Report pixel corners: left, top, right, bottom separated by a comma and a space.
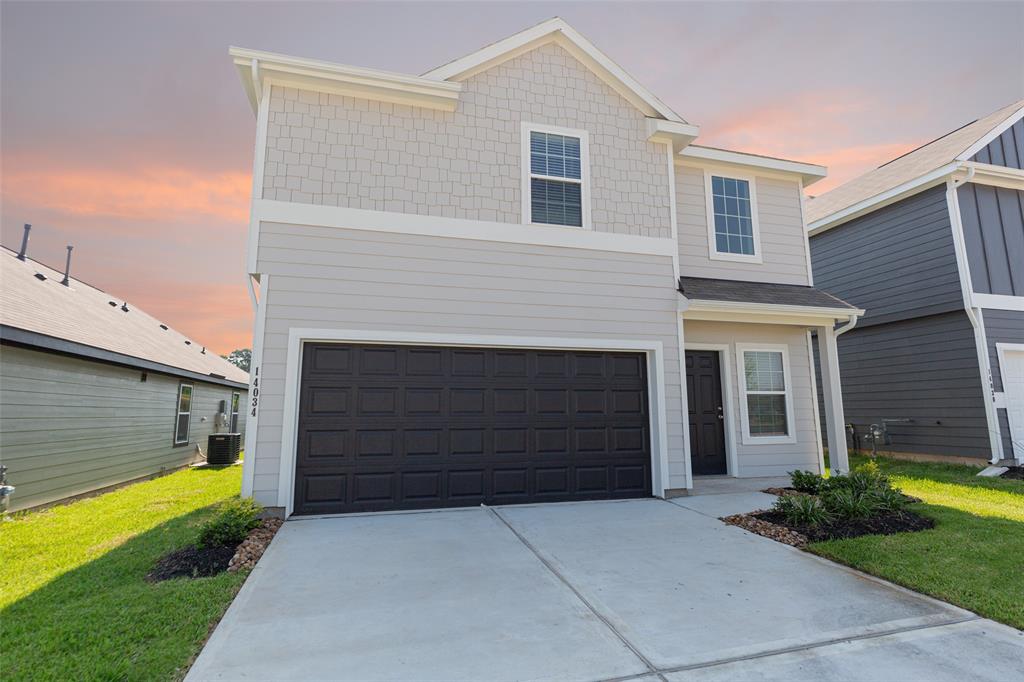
805, 330, 826, 475
973, 293, 1024, 312
647, 118, 700, 153
251, 199, 678, 257
422, 18, 684, 123
808, 161, 961, 236
703, 169, 764, 265
276, 328, 672, 516
734, 343, 798, 446
681, 146, 827, 186
246, 86, 271, 276
520, 122, 592, 230
956, 104, 1024, 161
798, 178, 815, 286
684, 341, 739, 477
230, 47, 462, 113
240, 274, 270, 498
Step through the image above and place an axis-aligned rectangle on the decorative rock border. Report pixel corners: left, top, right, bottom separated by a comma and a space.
228, 518, 283, 572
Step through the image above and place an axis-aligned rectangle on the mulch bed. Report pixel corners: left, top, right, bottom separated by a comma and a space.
1002, 467, 1024, 480
147, 518, 283, 582
722, 508, 934, 547
147, 545, 238, 581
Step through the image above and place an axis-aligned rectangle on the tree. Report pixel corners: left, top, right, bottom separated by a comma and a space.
223, 348, 252, 372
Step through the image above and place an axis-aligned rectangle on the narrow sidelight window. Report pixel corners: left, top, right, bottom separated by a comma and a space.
175, 383, 193, 445
230, 392, 240, 432
523, 124, 590, 228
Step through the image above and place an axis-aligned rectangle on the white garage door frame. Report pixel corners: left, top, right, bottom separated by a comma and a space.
996, 342, 1024, 465
277, 328, 672, 517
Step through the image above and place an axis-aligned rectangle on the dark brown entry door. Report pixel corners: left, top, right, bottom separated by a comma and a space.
294, 343, 652, 515
686, 350, 727, 475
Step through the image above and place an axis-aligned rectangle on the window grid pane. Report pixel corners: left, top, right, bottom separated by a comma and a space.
747, 394, 788, 436
744, 352, 785, 392
531, 177, 582, 227
711, 175, 754, 255
530, 131, 581, 180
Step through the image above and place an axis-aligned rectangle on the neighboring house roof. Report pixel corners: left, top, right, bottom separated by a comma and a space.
806, 99, 1024, 226
0, 247, 249, 388
677, 276, 860, 312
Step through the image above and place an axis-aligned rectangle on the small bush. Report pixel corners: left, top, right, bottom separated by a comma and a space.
197, 497, 261, 549
870, 486, 909, 513
788, 470, 825, 494
822, 489, 880, 520
774, 494, 832, 527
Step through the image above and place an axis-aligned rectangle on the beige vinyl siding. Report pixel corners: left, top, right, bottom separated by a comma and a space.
261, 42, 672, 238
684, 320, 820, 476
250, 223, 686, 504
0, 345, 246, 511
675, 164, 811, 285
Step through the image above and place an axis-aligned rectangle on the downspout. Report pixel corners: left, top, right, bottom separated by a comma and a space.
835, 313, 859, 337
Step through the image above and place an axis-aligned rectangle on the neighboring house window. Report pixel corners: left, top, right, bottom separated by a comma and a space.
736, 345, 795, 444
175, 383, 193, 445
230, 392, 240, 432
705, 172, 761, 262
522, 123, 590, 228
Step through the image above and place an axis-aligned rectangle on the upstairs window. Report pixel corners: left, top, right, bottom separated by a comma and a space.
522, 124, 590, 228
706, 173, 761, 262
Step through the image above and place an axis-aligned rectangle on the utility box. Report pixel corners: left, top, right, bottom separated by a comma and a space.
207, 433, 241, 466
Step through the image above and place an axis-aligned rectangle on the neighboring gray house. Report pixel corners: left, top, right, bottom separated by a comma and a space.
808, 100, 1024, 465
0, 242, 249, 511
231, 18, 862, 517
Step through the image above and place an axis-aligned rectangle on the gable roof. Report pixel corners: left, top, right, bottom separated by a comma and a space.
806, 99, 1024, 229
0, 247, 249, 387
424, 17, 687, 124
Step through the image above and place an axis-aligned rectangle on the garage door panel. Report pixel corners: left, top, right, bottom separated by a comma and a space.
294, 343, 652, 515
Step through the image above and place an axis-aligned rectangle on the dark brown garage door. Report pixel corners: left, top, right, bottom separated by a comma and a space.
294, 343, 652, 515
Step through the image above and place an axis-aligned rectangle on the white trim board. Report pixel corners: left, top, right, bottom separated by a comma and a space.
956, 104, 1024, 161
422, 17, 685, 124
734, 343, 798, 446
241, 274, 271, 498
681, 146, 827, 186
684, 342, 739, 478
806, 329, 827, 475
251, 199, 679, 257
275, 329, 672, 517
995, 342, 1024, 464
973, 293, 1024, 312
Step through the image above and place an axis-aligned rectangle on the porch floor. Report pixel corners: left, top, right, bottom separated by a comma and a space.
688, 475, 790, 495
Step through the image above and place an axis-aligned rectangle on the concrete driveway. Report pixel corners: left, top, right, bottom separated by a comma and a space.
188, 496, 1024, 681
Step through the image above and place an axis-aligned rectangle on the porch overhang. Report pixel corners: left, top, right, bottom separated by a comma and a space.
677, 276, 863, 325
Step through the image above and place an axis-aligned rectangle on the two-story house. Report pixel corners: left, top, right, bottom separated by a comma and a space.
808, 100, 1024, 466
232, 18, 862, 517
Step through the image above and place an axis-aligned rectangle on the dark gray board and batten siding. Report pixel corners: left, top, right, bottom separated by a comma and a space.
983, 309, 1024, 459
971, 118, 1024, 170
0, 345, 247, 511
957, 184, 1024, 296
809, 186, 992, 459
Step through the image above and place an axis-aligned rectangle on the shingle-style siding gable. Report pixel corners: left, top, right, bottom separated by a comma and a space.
809, 185, 962, 326
958, 184, 1024, 296
261, 43, 671, 237
971, 118, 1024, 169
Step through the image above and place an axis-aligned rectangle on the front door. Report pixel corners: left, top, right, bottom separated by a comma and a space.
686, 350, 727, 475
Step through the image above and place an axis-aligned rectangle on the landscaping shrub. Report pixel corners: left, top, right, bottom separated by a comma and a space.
788, 469, 825, 494
870, 486, 909, 513
822, 489, 880, 520
773, 494, 832, 527
197, 497, 261, 549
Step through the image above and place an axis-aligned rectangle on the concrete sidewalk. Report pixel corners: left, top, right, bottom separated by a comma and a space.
187, 497, 1024, 681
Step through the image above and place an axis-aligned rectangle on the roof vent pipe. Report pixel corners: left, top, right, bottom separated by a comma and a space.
60, 245, 74, 286
16, 224, 31, 261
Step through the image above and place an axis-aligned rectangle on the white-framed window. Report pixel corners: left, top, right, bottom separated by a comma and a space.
704, 170, 762, 263
521, 122, 591, 229
174, 383, 193, 445
230, 392, 240, 432
735, 344, 795, 445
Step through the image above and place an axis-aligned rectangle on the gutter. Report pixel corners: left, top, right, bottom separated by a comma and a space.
835, 313, 859, 336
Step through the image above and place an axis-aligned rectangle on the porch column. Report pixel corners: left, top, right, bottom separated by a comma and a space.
816, 325, 850, 474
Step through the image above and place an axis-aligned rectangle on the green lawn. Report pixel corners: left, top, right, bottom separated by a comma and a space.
812, 454, 1024, 630
0, 465, 248, 681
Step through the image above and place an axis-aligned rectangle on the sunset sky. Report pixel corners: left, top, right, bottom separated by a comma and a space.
2, 1, 1022, 354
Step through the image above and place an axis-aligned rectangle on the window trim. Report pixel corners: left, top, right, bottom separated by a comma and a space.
735, 343, 796, 445
704, 169, 763, 264
174, 382, 194, 446
521, 122, 591, 230
230, 391, 241, 433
